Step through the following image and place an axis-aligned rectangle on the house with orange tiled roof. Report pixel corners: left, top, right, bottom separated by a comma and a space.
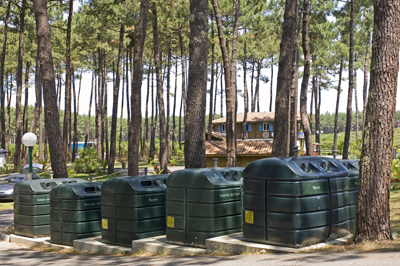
205, 112, 306, 167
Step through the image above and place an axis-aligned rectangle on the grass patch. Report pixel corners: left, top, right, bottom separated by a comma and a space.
0, 202, 13, 210
390, 183, 400, 238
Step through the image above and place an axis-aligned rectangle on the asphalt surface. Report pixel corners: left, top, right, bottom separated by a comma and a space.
0, 208, 13, 231
0, 241, 399, 265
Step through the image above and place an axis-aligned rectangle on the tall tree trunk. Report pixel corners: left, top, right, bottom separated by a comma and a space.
343, 0, 355, 159
33, 0, 68, 178
0, 1, 11, 149
38, 104, 43, 161
57, 68, 62, 114
166, 35, 172, 159
300, 0, 313, 156
85, 69, 95, 148
362, 33, 371, 130
242, 31, 248, 140
354, 0, 400, 242
103, 60, 109, 160
333, 59, 343, 152
179, 32, 186, 133
172, 59, 178, 152
309, 73, 314, 134
63, 0, 73, 160
6, 73, 11, 151
314, 76, 320, 144
96, 50, 102, 157
208, 22, 215, 141
142, 59, 151, 158
24, 49, 42, 164
213, 65, 219, 120
14, 0, 27, 169
178, 85, 183, 150
289, 46, 299, 157
272, 0, 298, 157
71, 69, 78, 162
152, 3, 168, 172
250, 60, 255, 113
23, 61, 30, 141
354, 69, 359, 140
128, 0, 150, 176
149, 66, 156, 159
255, 59, 262, 112
185, 0, 208, 168
269, 55, 274, 112
108, 24, 125, 174
212, 0, 239, 167
220, 66, 223, 117
118, 58, 125, 159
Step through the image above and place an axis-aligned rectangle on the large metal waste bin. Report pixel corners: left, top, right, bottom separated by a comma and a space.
166, 167, 244, 248
50, 181, 103, 245
243, 157, 350, 247
14, 178, 86, 238
101, 175, 168, 247
341, 159, 359, 234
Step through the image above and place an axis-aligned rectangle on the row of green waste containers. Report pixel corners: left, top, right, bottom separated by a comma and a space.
13, 157, 360, 248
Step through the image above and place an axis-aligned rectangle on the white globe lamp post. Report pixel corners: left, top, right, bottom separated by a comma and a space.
22, 132, 38, 180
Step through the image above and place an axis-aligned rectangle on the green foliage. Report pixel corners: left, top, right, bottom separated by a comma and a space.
349, 139, 362, 159
67, 168, 76, 174
73, 148, 101, 173
39, 159, 49, 169
100, 160, 108, 171
392, 159, 400, 179
152, 169, 164, 175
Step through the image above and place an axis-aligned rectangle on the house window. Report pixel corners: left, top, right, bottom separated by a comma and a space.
222, 124, 226, 132
263, 123, 270, 131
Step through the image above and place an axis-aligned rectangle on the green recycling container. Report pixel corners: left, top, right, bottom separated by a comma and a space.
166, 167, 244, 248
101, 175, 168, 247
14, 178, 86, 238
341, 159, 359, 234
50, 181, 103, 245
243, 157, 350, 248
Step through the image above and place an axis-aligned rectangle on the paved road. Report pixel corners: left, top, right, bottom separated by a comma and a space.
0, 209, 13, 231
0, 241, 399, 266
1, 208, 400, 265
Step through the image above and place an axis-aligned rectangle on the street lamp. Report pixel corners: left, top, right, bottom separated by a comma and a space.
22, 132, 38, 180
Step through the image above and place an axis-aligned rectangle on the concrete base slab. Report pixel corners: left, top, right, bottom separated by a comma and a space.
9, 234, 72, 250
132, 235, 206, 256
74, 237, 131, 255
0, 225, 11, 242
206, 233, 353, 254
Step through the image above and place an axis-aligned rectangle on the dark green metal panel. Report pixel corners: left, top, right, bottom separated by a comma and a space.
50, 182, 102, 246
14, 178, 85, 238
341, 159, 359, 234
243, 157, 350, 248
101, 175, 168, 247
166, 168, 244, 248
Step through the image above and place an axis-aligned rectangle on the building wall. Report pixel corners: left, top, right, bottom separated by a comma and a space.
206, 154, 272, 168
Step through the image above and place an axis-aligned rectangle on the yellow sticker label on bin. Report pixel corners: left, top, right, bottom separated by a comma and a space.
167, 216, 174, 228
245, 210, 254, 224
102, 219, 108, 230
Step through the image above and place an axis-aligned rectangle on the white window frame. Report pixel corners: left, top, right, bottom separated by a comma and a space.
263, 122, 270, 132
222, 124, 226, 132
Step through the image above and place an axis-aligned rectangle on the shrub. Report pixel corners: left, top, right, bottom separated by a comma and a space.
73, 148, 101, 173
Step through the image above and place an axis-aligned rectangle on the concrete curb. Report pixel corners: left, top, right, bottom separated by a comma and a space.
74, 237, 131, 255
9, 234, 72, 250
206, 233, 353, 254
132, 235, 206, 256
0, 224, 12, 242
